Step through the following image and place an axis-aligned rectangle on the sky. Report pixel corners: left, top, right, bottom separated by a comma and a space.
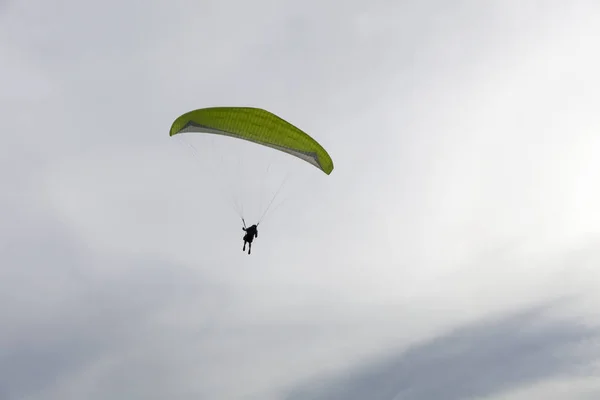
2, 0, 600, 399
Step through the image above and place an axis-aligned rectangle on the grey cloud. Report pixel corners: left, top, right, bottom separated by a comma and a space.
3, 1, 600, 399
285, 303, 599, 400
0, 209, 232, 400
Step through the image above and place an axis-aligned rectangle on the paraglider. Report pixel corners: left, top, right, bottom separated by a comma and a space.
242, 222, 258, 255
169, 106, 333, 254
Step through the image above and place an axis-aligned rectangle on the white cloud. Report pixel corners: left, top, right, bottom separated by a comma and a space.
3, 1, 600, 399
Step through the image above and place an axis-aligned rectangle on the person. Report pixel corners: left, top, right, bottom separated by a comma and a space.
242, 224, 258, 254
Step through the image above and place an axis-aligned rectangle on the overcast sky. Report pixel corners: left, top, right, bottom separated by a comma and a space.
2, 1, 600, 399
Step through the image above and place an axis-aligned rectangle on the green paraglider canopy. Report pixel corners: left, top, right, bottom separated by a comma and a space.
169, 107, 334, 175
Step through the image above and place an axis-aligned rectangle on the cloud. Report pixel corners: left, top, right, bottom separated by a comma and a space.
284, 303, 600, 400
3, 1, 600, 399
0, 208, 233, 400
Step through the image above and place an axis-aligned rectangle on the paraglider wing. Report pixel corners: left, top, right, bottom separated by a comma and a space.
169, 107, 334, 175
